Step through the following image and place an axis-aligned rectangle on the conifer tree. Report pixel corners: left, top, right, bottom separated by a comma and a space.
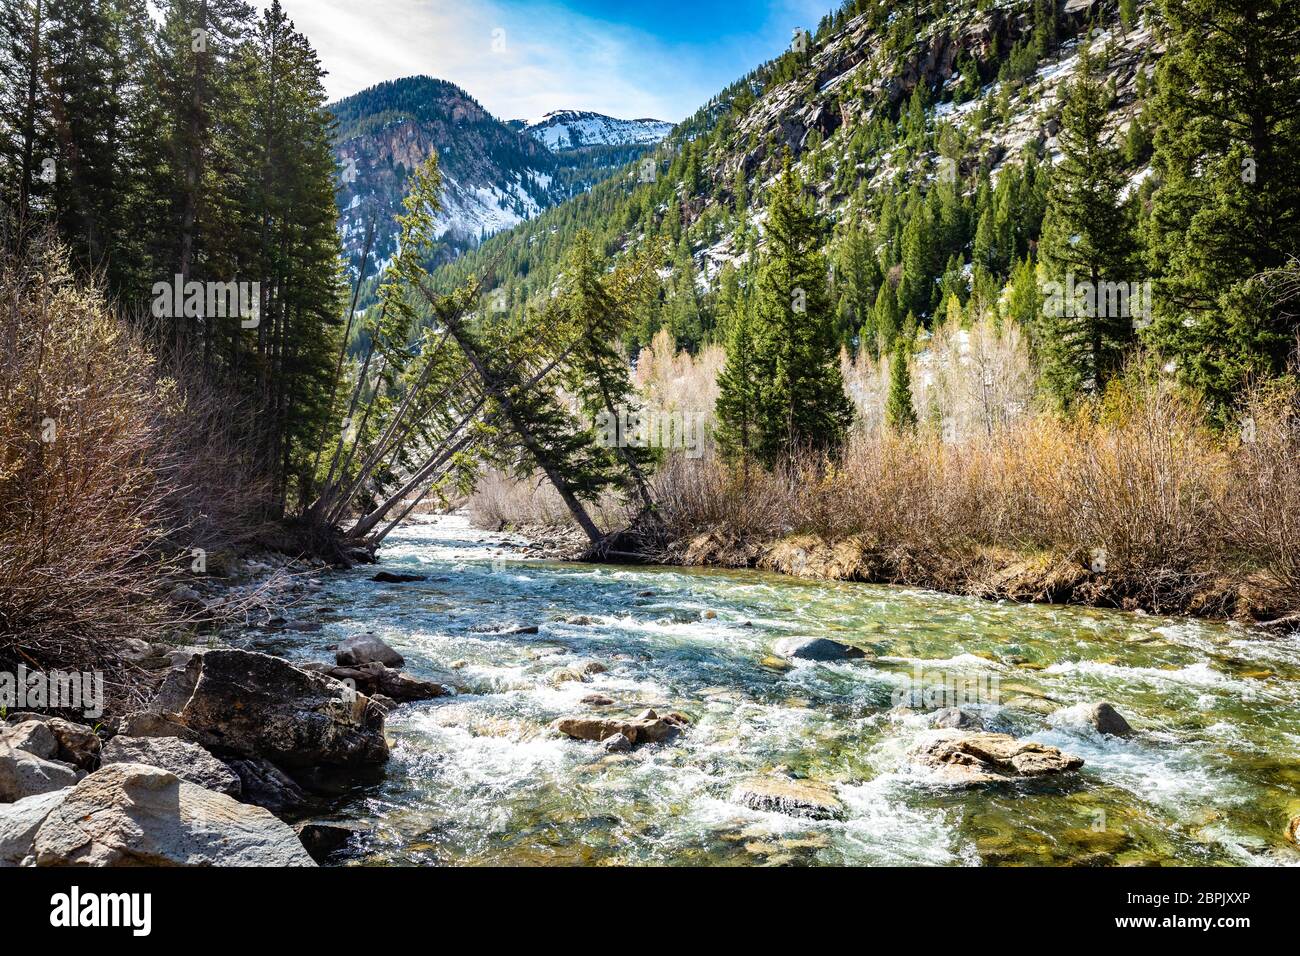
744, 157, 852, 464
1038, 45, 1136, 406
884, 339, 917, 431
1146, 0, 1300, 415
715, 297, 759, 470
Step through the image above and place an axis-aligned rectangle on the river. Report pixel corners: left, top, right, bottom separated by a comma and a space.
233, 515, 1300, 866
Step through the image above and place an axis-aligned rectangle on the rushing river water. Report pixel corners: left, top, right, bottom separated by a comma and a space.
236, 515, 1300, 866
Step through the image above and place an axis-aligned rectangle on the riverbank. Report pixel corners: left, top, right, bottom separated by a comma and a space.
662, 530, 1298, 633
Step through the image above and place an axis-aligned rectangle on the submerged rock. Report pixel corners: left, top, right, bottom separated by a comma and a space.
772, 637, 866, 662
295, 822, 359, 863
371, 571, 426, 583
909, 731, 1084, 785
931, 707, 983, 730
335, 634, 404, 668
31, 763, 314, 867
731, 775, 845, 821
149, 649, 388, 769
100, 736, 241, 797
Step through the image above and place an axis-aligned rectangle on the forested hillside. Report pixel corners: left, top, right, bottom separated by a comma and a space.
432, 0, 1299, 421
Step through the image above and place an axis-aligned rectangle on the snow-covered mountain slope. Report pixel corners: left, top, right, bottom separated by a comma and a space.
520, 110, 673, 151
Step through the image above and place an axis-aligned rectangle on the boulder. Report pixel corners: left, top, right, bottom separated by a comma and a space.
553, 709, 688, 747
371, 571, 426, 583
580, 694, 614, 707
117, 711, 201, 743
149, 649, 388, 769
731, 776, 845, 821
0, 790, 70, 865
43, 718, 101, 771
0, 721, 58, 760
1086, 702, 1133, 737
100, 736, 241, 797
601, 733, 632, 754
223, 757, 311, 816
0, 745, 79, 802
772, 637, 866, 661
910, 731, 1084, 785
335, 634, 404, 668
31, 763, 315, 866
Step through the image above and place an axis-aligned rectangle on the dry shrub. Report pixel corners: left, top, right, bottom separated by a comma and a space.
0, 236, 271, 701
653, 370, 1300, 619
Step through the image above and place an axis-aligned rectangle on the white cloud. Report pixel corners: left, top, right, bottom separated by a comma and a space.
262, 0, 720, 122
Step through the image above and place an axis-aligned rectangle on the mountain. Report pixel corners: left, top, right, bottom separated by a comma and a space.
330, 78, 674, 279
518, 110, 674, 151
429, 0, 1151, 353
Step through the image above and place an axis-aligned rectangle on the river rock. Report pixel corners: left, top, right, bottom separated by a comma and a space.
0, 721, 58, 760
581, 694, 614, 706
1287, 813, 1300, 847
31, 763, 315, 867
6, 715, 102, 771
295, 822, 358, 863
601, 733, 632, 753
324, 661, 448, 703
1086, 702, 1133, 737
910, 731, 1084, 785
223, 757, 311, 816
117, 710, 201, 743
372, 571, 426, 583
0, 745, 80, 802
772, 637, 866, 661
553, 709, 687, 747
335, 634, 404, 668
731, 775, 845, 820
149, 649, 388, 769
100, 736, 241, 797
0, 789, 70, 865
932, 707, 983, 730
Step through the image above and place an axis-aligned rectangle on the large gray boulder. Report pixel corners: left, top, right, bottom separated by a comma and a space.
100, 736, 241, 797
772, 637, 866, 661
149, 649, 388, 769
0, 790, 70, 865
335, 634, 404, 668
31, 763, 315, 867
0, 721, 58, 760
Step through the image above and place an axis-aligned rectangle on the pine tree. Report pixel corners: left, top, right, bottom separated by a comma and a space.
1146, 0, 1300, 415
1038, 45, 1136, 406
884, 339, 917, 431
743, 157, 852, 464
715, 297, 760, 469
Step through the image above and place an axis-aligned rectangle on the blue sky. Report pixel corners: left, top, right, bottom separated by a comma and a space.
265, 0, 837, 122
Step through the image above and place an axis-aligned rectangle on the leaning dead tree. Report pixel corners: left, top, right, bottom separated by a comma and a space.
302, 152, 661, 560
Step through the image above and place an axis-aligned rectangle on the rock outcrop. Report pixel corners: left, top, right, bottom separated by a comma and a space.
30, 763, 315, 867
